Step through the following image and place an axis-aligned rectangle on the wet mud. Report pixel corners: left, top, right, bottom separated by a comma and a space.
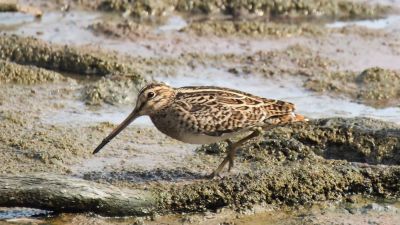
0, 110, 90, 174
1, 0, 400, 224
84, 45, 399, 107
305, 67, 400, 108
74, 0, 389, 19
72, 117, 400, 215
0, 59, 69, 84
0, 34, 142, 78
0, 0, 17, 12
3, 33, 399, 107
185, 20, 325, 38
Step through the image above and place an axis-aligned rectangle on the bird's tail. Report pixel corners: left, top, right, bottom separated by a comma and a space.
292, 113, 308, 122
279, 113, 308, 124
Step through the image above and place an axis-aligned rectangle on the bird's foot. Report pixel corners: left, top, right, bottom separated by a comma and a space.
206, 171, 222, 179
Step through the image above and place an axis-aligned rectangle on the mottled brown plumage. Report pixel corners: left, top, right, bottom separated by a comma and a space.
93, 83, 307, 178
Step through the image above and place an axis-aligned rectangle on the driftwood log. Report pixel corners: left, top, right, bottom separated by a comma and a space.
0, 174, 156, 216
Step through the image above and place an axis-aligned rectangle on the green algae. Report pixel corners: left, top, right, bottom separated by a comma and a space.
0, 34, 142, 78
0, 60, 69, 84
304, 67, 400, 107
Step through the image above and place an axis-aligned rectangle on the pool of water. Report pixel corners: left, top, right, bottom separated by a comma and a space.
0, 207, 51, 220
326, 15, 400, 29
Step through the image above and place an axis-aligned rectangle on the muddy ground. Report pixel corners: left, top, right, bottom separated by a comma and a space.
0, 0, 400, 224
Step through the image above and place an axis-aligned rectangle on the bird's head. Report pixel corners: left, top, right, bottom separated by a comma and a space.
134, 83, 175, 116
92, 83, 175, 154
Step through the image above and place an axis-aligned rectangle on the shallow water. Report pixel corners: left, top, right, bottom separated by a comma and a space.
156, 15, 188, 33
0, 207, 50, 220
0, 10, 157, 56
2, 11, 101, 44
326, 15, 400, 29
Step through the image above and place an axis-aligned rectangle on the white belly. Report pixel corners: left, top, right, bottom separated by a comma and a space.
150, 116, 249, 144
176, 132, 231, 144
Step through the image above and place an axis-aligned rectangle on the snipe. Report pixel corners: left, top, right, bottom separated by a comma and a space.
93, 83, 307, 178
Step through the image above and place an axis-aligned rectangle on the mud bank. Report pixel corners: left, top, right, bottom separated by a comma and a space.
0, 59, 69, 84
83, 44, 335, 105
83, 76, 142, 105
1, 34, 397, 108
0, 34, 142, 78
198, 117, 400, 165
305, 67, 400, 107
163, 161, 399, 213
185, 20, 324, 38
81, 44, 399, 107
90, 18, 326, 39
83, 2, 392, 40
0, 0, 17, 12
82, 118, 400, 213
74, 0, 389, 19
0, 110, 91, 174
0, 118, 398, 216
89, 20, 154, 40
0, 0, 42, 16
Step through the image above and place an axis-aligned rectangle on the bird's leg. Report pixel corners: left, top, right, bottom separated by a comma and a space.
228, 128, 263, 171
208, 129, 262, 178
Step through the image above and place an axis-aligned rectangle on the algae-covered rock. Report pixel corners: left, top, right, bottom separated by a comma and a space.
0, 34, 141, 78
304, 67, 400, 107
0, 59, 70, 84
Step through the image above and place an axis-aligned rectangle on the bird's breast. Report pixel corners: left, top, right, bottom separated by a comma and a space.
150, 113, 231, 144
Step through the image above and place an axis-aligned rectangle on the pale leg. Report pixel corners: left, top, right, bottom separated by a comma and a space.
208, 129, 262, 178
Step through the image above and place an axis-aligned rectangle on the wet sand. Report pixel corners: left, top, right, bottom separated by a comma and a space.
0, 0, 400, 224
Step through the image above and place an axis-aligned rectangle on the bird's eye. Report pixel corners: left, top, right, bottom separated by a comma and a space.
147, 92, 155, 98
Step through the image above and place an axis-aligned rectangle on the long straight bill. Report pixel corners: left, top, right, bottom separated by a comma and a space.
92, 110, 138, 154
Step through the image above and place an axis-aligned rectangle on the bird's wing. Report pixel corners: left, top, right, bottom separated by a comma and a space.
173, 87, 295, 137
